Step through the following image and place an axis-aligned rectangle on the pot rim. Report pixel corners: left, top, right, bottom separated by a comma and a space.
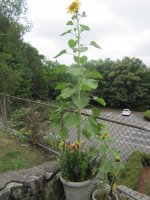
60, 174, 92, 187
92, 189, 118, 200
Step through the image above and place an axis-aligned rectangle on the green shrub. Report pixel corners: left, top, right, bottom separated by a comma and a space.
118, 151, 143, 190
144, 110, 150, 121
10, 105, 51, 144
118, 151, 150, 191
42, 133, 61, 151
146, 179, 150, 195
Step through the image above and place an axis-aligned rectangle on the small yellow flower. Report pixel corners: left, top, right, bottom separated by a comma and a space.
59, 141, 65, 146
115, 156, 121, 162
67, 0, 81, 14
100, 133, 109, 140
74, 140, 80, 148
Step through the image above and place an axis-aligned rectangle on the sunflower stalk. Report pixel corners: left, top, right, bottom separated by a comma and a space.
53, 0, 124, 184
54, 0, 103, 149
76, 11, 82, 147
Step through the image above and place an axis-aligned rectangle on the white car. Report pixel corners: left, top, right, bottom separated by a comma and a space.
122, 109, 132, 116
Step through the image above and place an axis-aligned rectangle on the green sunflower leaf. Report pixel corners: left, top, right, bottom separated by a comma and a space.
68, 39, 77, 48
81, 79, 98, 91
67, 67, 86, 76
56, 82, 70, 90
90, 41, 101, 49
66, 21, 74, 25
80, 24, 90, 31
55, 65, 67, 74
60, 29, 72, 36
82, 129, 92, 139
72, 96, 89, 109
61, 87, 77, 99
93, 96, 106, 106
53, 49, 67, 58
73, 55, 88, 64
92, 107, 101, 117
60, 127, 68, 139
73, 56, 79, 63
73, 47, 88, 53
85, 71, 102, 79
80, 56, 88, 64
63, 112, 80, 129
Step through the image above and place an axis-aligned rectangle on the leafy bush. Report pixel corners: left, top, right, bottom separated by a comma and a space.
10, 105, 51, 144
9, 128, 32, 143
118, 151, 150, 191
42, 133, 61, 151
146, 179, 150, 195
118, 151, 143, 190
144, 110, 150, 121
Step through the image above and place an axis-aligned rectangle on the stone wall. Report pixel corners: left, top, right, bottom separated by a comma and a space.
0, 161, 149, 200
117, 185, 150, 200
0, 161, 64, 200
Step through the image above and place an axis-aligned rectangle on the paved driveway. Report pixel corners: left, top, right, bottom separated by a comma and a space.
100, 107, 148, 124
83, 108, 150, 161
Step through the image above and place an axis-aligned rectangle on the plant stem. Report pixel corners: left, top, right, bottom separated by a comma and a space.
76, 11, 81, 145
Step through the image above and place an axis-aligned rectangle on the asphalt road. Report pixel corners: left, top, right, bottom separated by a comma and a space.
99, 107, 148, 124
82, 108, 150, 161
107, 122, 150, 161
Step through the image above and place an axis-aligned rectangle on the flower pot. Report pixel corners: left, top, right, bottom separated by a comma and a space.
92, 189, 118, 200
60, 175, 93, 200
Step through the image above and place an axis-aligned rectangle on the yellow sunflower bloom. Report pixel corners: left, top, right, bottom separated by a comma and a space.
67, 0, 81, 14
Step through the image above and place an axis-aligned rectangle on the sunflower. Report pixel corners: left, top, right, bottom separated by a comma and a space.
67, 0, 81, 14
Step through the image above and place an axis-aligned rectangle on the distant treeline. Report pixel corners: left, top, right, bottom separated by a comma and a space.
0, 0, 150, 111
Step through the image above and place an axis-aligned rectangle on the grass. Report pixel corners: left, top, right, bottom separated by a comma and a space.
0, 131, 51, 173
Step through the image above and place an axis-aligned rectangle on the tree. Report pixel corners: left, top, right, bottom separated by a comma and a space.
0, 0, 28, 21
85, 57, 150, 111
0, 0, 30, 95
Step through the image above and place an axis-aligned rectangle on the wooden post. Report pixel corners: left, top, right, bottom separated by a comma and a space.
2, 95, 8, 127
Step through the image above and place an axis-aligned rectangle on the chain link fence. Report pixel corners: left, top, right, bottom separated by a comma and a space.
0, 92, 150, 199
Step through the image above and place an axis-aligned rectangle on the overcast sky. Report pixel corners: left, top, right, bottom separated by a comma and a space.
24, 0, 150, 66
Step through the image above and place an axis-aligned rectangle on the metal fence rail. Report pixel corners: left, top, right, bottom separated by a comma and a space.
0, 92, 150, 199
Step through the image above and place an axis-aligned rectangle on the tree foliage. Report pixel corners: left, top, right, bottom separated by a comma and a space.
0, 0, 149, 111
85, 57, 150, 110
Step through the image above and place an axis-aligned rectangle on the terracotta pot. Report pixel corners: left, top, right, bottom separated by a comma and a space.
92, 189, 118, 200
60, 175, 93, 200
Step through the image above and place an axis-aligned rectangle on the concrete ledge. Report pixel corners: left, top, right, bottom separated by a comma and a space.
117, 185, 150, 200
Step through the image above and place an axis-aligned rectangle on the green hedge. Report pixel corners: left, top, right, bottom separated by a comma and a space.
144, 110, 150, 121
117, 151, 150, 192
146, 180, 150, 196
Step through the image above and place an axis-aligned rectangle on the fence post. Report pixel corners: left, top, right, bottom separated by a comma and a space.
0, 95, 2, 116
2, 95, 8, 127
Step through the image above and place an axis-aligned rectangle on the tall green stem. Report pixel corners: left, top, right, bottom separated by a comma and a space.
76, 12, 81, 144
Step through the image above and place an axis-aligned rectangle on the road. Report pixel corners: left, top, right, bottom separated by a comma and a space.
82, 108, 150, 161
107, 122, 150, 161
